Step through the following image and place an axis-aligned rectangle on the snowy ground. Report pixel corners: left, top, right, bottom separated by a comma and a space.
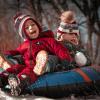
0, 90, 53, 100
0, 90, 100, 100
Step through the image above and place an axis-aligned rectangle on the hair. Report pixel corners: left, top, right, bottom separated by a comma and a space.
61, 10, 75, 23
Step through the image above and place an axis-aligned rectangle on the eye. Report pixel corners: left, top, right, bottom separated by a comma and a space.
31, 23, 35, 26
25, 26, 29, 30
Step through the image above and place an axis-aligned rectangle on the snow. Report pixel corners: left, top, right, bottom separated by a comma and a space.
0, 89, 54, 100
0, 89, 100, 100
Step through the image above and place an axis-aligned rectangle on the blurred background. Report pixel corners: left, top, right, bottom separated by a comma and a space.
0, 0, 100, 65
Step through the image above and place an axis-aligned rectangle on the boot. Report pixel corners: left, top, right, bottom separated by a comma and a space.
8, 74, 30, 96
33, 50, 48, 75
8, 74, 21, 96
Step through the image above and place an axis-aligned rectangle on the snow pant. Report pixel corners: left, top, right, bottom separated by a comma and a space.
44, 55, 60, 72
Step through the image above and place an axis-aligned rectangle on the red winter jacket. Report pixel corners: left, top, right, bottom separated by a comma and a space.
5, 31, 72, 68
4, 30, 72, 83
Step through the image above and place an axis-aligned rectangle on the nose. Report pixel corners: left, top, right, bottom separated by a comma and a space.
29, 25, 33, 32
72, 33, 76, 37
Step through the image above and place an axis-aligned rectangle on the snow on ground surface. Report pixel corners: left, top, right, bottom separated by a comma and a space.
0, 90, 100, 100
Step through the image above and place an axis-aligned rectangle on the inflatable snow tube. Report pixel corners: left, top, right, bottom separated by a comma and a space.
27, 66, 100, 98
0, 54, 100, 98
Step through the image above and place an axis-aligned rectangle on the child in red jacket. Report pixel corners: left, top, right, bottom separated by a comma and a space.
0, 13, 72, 96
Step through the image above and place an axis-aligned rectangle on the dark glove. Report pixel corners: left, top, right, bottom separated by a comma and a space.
60, 60, 71, 70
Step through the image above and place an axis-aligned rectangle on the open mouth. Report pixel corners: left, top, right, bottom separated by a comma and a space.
70, 39, 78, 45
30, 30, 36, 34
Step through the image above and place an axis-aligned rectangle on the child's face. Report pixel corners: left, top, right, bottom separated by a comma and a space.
24, 19, 39, 39
58, 33, 79, 45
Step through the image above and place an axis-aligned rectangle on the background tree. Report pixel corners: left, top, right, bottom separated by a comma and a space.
0, 0, 100, 65
71, 0, 100, 64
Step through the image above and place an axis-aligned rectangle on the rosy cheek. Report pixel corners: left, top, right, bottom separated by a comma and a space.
26, 30, 29, 34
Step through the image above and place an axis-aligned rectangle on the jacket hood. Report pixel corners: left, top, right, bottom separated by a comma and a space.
14, 13, 42, 40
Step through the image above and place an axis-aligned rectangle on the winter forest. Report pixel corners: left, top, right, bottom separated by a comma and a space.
0, 0, 100, 65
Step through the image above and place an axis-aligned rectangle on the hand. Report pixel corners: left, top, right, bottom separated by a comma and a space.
0, 56, 4, 68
